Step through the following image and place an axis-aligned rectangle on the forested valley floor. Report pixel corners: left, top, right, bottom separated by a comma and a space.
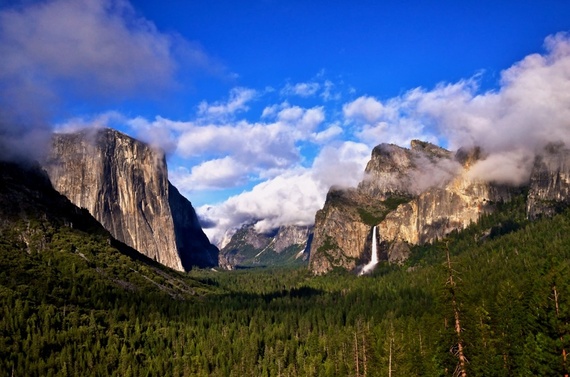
1, 195, 570, 376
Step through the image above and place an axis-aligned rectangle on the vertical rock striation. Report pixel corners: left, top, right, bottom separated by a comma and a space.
527, 142, 570, 219
44, 128, 217, 271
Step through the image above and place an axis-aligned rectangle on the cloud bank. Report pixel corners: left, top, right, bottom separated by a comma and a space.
343, 32, 570, 187
0, 0, 216, 161
4, 0, 570, 248
120, 32, 570, 244
197, 141, 370, 242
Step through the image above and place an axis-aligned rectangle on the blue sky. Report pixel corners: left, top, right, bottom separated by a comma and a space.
2, 0, 570, 243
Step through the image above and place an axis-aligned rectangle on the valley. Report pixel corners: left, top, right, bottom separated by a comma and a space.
2, 1, 570, 375
1, 158, 569, 375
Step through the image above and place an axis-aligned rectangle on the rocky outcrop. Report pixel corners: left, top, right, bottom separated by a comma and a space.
378, 172, 514, 262
527, 142, 570, 219
43, 128, 217, 271
274, 225, 312, 253
219, 224, 311, 269
358, 140, 455, 198
308, 141, 521, 274
168, 183, 219, 270
309, 140, 457, 274
309, 189, 383, 274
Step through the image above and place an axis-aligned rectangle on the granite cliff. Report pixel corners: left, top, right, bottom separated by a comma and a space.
43, 128, 217, 271
310, 140, 460, 274
527, 142, 570, 219
309, 140, 570, 275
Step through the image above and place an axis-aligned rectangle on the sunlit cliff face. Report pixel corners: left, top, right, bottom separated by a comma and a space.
309, 139, 570, 275
44, 128, 217, 271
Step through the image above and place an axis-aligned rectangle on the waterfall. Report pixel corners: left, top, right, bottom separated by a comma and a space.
360, 226, 378, 275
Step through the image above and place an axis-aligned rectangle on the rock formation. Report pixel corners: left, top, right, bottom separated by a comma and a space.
308, 140, 521, 275
309, 141, 457, 274
43, 128, 217, 271
377, 168, 515, 264
219, 224, 311, 269
527, 142, 570, 219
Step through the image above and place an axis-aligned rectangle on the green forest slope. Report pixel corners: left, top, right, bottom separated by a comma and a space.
1, 162, 569, 376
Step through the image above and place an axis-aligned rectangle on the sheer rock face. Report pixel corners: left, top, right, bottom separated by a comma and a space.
309, 189, 379, 275
378, 173, 514, 263
219, 224, 312, 269
309, 141, 516, 274
168, 183, 219, 270
273, 225, 312, 253
44, 128, 217, 271
527, 143, 570, 219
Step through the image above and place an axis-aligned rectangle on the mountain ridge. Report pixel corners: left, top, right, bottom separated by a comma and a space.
218, 223, 311, 269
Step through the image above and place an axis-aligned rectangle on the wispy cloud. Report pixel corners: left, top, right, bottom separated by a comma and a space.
170, 156, 249, 191
343, 95, 438, 147
197, 87, 257, 120
281, 81, 321, 97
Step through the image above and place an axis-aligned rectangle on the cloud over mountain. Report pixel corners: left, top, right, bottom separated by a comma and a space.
343, 32, 570, 185
4, 2, 570, 246
197, 141, 370, 242
0, 0, 217, 160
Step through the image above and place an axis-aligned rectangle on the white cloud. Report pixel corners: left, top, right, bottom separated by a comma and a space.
465, 149, 534, 186
311, 141, 370, 189
281, 81, 320, 97
343, 96, 389, 123
55, 111, 127, 133
0, 0, 218, 161
311, 123, 343, 143
276, 105, 325, 133
343, 95, 437, 147
197, 140, 369, 244
175, 122, 301, 172
197, 87, 257, 120
170, 156, 248, 191
321, 80, 340, 101
175, 103, 325, 172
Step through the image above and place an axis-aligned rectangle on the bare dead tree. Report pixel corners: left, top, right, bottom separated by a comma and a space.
553, 285, 568, 377
446, 244, 468, 377
354, 331, 360, 377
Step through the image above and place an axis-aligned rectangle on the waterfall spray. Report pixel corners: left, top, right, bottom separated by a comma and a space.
360, 226, 378, 275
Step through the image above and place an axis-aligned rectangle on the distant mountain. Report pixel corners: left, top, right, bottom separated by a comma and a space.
219, 224, 312, 269
309, 140, 570, 274
43, 128, 218, 271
